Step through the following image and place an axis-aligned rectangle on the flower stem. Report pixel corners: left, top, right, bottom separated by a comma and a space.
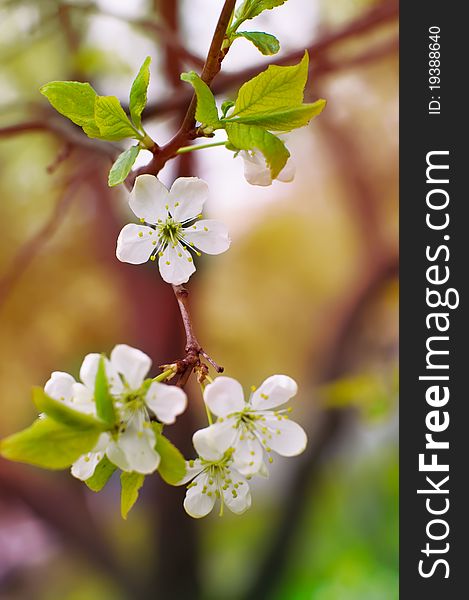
176, 140, 227, 154
153, 367, 176, 383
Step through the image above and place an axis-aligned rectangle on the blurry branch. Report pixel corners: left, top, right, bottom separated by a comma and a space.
0, 161, 95, 313
245, 249, 398, 600
0, 118, 118, 161
0, 459, 141, 597
62, 1, 205, 70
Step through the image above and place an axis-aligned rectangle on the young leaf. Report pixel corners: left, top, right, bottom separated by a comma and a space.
0, 418, 100, 470
180, 72, 220, 128
40, 81, 101, 138
234, 31, 280, 55
129, 56, 151, 130
221, 100, 235, 118
121, 471, 145, 519
108, 145, 140, 187
225, 122, 289, 178
231, 52, 309, 118
94, 356, 116, 426
32, 387, 108, 431
85, 456, 117, 492
229, 100, 326, 131
95, 96, 140, 141
235, 0, 287, 23
154, 432, 186, 485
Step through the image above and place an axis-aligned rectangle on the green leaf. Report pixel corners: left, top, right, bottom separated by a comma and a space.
129, 56, 151, 130
234, 31, 280, 55
95, 96, 139, 141
230, 100, 326, 131
32, 387, 108, 431
121, 471, 145, 519
221, 100, 235, 118
85, 456, 116, 492
180, 72, 220, 128
0, 418, 100, 470
231, 52, 309, 118
225, 122, 289, 178
154, 431, 186, 485
40, 81, 101, 138
108, 145, 140, 187
235, 0, 287, 23
94, 356, 116, 426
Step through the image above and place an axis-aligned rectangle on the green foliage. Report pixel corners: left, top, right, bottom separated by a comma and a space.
94, 356, 116, 426
40, 57, 153, 156
225, 122, 290, 178
234, 31, 280, 55
94, 96, 139, 141
221, 100, 235, 117
129, 56, 151, 130
0, 418, 100, 469
32, 387, 107, 431
234, 0, 288, 25
154, 430, 186, 485
180, 71, 221, 128
322, 369, 398, 422
85, 456, 117, 492
108, 145, 140, 187
40, 81, 102, 138
219, 53, 324, 177
121, 471, 145, 519
230, 100, 326, 131
231, 52, 309, 118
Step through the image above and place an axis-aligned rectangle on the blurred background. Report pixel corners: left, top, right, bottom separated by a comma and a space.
0, 0, 398, 598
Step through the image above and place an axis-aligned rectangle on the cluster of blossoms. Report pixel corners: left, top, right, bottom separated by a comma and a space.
178, 375, 307, 518
45, 344, 187, 477
43, 341, 306, 519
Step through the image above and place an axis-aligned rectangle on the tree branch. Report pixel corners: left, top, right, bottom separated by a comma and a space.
129, 0, 237, 183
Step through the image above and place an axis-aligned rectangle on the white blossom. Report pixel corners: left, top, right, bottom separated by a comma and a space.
116, 175, 231, 285
198, 375, 307, 476
240, 151, 295, 186
177, 429, 251, 518
45, 344, 187, 478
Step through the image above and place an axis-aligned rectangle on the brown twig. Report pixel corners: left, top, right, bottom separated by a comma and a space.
128, 0, 237, 184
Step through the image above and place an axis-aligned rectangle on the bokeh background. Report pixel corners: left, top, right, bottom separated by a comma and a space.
0, 0, 398, 598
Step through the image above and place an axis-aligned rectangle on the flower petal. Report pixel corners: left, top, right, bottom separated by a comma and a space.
110, 344, 151, 390
183, 219, 231, 255
251, 375, 298, 410
222, 470, 251, 515
262, 416, 307, 456
198, 418, 237, 455
71, 434, 110, 480
79, 353, 122, 395
129, 174, 169, 224
44, 371, 75, 403
158, 243, 196, 285
116, 224, 157, 265
241, 151, 273, 186
183, 472, 216, 518
176, 459, 204, 485
277, 158, 295, 183
107, 413, 160, 474
168, 177, 208, 222
145, 381, 187, 424
192, 427, 224, 462
232, 434, 264, 476
70, 383, 95, 414
204, 377, 245, 417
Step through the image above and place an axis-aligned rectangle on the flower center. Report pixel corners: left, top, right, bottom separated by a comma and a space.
158, 219, 183, 245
